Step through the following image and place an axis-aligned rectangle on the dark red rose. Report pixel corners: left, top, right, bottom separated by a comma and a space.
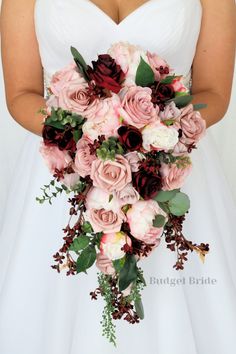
151, 82, 175, 109
118, 125, 143, 151
42, 125, 76, 152
87, 54, 125, 94
132, 170, 162, 200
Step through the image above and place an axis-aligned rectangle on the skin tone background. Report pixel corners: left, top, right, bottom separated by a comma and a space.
0, 0, 235, 221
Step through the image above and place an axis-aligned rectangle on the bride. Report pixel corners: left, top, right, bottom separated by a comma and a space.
0, 0, 236, 353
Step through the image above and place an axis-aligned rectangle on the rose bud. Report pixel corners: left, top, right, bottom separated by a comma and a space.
117, 125, 143, 151
87, 54, 125, 94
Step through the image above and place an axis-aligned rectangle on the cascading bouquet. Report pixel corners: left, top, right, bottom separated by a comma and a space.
36, 41, 209, 346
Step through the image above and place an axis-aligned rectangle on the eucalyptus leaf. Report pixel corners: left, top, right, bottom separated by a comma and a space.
154, 189, 180, 202
135, 298, 145, 320
153, 214, 166, 228
76, 245, 96, 274
118, 254, 138, 292
168, 192, 190, 216
135, 56, 155, 87
167, 95, 193, 108
193, 103, 208, 110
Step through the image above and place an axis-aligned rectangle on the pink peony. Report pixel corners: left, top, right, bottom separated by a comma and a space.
120, 86, 159, 129
39, 141, 72, 173
73, 136, 96, 178
50, 62, 84, 96
85, 187, 120, 212
160, 161, 192, 191
90, 155, 132, 193
127, 200, 166, 244
95, 253, 116, 275
179, 104, 206, 145
108, 41, 149, 86
82, 95, 121, 140
146, 51, 170, 81
115, 183, 140, 207
100, 232, 132, 260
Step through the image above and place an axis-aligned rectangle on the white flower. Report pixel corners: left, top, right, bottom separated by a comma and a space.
142, 121, 179, 151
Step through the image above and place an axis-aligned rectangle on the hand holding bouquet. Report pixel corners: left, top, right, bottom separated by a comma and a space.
36, 41, 209, 346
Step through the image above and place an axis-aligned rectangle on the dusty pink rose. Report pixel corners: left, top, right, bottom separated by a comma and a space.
172, 141, 188, 155
179, 104, 206, 145
91, 155, 132, 193
115, 183, 140, 207
120, 86, 159, 128
159, 101, 181, 121
147, 51, 170, 81
95, 253, 115, 275
73, 136, 96, 178
57, 78, 99, 118
124, 152, 141, 172
39, 142, 72, 173
85, 208, 125, 233
82, 95, 121, 140
50, 62, 84, 96
108, 41, 149, 86
127, 200, 166, 244
100, 232, 132, 260
160, 161, 192, 190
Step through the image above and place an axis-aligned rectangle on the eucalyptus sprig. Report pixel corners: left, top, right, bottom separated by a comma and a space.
96, 137, 124, 161
36, 178, 70, 205
45, 107, 85, 130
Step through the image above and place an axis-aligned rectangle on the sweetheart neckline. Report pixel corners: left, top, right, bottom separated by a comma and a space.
83, 0, 155, 26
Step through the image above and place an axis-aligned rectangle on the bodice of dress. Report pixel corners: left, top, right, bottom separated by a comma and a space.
34, 0, 202, 91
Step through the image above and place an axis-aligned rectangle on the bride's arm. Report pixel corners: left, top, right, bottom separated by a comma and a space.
191, 0, 236, 128
1, 0, 46, 137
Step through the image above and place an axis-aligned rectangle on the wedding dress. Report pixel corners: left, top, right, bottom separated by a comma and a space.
0, 0, 236, 353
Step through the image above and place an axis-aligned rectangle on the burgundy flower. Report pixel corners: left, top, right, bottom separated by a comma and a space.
151, 82, 175, 109
132, 170, 162, 200
87, 54, 125, 94
42, 125, 76, 152
118, 125, 143, 151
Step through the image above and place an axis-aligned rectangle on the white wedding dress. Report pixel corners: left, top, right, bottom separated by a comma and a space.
0, 0, 236, 353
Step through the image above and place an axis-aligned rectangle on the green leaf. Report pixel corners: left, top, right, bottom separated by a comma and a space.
70, 46, 89, 81
112, 257, 126, 273
153, 214, 166, 228
158, 202, 170, 214
81, 221, 93, 234
168, 192, 190, 216
76, 245, 96, 274
135, 56, 155, 87
73, 129, 82, 143
70, 235, 90, 252
160, 75, 176, 84
167, 95, 193, 108
135, 298, 144, 320
193, 103, 208, 110
154, 189, 180, 202
45, 120, 65, 130
118, 254, 138, 292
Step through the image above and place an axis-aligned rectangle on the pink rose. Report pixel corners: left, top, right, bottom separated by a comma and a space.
159, 101, 181, 121
91, 155, 132, 193
50, 62, 84, 96
115, 183, 140, 207
73, 136, 96, 178
160, 161, 192, 191
82, 95, 121, 140
147, 51, 170, 81
100, 232, 132, 260
95, 253, 115, 275
39, 142, 72, 173
120, 86, 159, 128
57, 78, 99, 118
179, 104, 206, 145
124, 152, 141, 172
127, 200, 166, 244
